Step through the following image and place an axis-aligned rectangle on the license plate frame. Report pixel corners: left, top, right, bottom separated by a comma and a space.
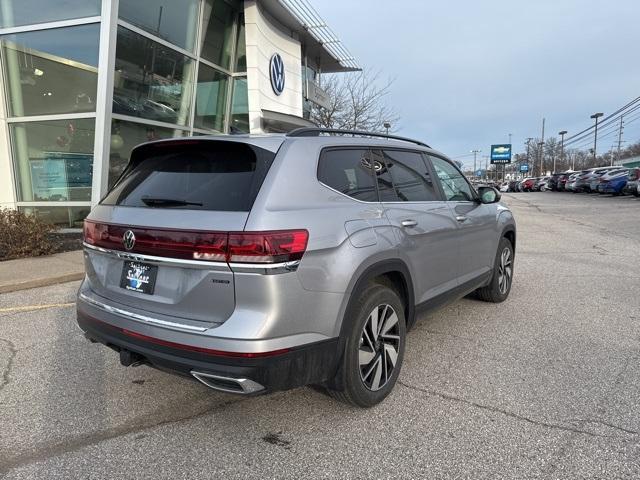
119, 261, 158, 295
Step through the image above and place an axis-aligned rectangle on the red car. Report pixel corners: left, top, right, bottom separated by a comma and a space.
521, 177, 536, 192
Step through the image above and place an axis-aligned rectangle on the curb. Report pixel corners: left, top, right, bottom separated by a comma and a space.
0, 272, 84, 294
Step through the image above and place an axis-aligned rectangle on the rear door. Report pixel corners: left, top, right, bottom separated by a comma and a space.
373, 148, 460, 304
83, 139, 277, 327
428, 155, 496, 286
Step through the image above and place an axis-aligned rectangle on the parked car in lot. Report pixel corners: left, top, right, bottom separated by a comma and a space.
76, 128, 516, 407
597, 168, 629, 195
622, 167, 640, 196
535, 176, 551, 191
547, 173, 562, 191
558, 172, 575, 191
499, 182, 509, 192
565, 172, 583, 192
520, 177, 536, 192
507, 180, 520, 192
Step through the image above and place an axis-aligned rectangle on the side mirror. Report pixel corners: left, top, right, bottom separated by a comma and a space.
478, 186, 501, 204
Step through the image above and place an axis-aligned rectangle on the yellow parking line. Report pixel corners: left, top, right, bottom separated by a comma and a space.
0, 302, 75, 313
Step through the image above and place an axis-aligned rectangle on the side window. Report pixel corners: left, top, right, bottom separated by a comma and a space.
382, 150, 439, 201
371, 149, 400, 202
429, 155, 476, 202
317, 149, 378, 202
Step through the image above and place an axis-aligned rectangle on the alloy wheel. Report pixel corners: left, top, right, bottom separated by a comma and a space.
358, 303, 401, 391
497, 247, 513, 294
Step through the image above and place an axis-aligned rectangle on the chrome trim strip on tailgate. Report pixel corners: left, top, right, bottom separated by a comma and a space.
83, 242, 228, 270
79, 292, 209, 333
83, 242, 301, 274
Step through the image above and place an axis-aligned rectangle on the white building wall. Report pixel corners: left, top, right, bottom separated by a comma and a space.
244, 0, 303, 133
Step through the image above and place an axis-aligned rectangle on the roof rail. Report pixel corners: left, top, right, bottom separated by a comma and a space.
286, 127, 430, 148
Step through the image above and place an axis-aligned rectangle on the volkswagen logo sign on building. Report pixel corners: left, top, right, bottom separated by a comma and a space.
269, 53, 285, 95
122, 230, 136, 251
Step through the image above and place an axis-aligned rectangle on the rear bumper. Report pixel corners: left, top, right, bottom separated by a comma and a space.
77, 309, 341, 393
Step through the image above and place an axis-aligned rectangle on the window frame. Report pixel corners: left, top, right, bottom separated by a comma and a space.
316, 145, 449, 204
427, 153, 479, 203
377, 148, 442, 203
316, 146, 379, 203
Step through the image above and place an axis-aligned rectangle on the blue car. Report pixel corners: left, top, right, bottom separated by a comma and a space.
597, 168, 629, 195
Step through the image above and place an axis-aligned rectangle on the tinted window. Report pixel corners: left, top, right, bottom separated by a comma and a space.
429, 156, 476, 202
371, 150, 400, 201
318, 149, 378, 202
382, 150, 439, 201
101, 141, 273, 211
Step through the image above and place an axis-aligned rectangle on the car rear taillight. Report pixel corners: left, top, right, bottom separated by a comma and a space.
227, 230, 309, 263
83, 221, 308, 264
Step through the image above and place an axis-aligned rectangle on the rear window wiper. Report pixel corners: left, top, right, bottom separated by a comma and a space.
141, 196, 203, 207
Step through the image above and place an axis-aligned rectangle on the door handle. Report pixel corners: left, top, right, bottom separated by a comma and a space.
455, 215, 468, 222
401, 219, 418, 227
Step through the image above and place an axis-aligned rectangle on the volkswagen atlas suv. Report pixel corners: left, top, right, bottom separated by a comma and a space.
77, 128, 516, 407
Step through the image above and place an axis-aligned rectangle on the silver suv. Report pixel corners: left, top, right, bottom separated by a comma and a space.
77, 128, 516, 407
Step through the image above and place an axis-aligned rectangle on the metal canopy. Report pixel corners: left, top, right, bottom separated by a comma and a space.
258, 0, 360, 73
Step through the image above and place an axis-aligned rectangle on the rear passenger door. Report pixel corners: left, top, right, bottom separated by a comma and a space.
428, 155, 496, 286
374, 149, 460, 304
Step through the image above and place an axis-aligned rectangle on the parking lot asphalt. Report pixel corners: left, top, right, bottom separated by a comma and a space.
1, 192, 639, 479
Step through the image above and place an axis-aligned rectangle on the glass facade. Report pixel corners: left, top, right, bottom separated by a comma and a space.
9, 119, 95, 202
108, 119, 186, 186
118, 0, 199, 52
1, 25, 100, 117
0, 0, 100, 28
114, 26, 195, 126
0, 0, 251, 226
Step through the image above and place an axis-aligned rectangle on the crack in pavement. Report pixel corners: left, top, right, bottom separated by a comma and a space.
397, 380, 633, 440
0, 337, 17, 392
0, 395, 254, 475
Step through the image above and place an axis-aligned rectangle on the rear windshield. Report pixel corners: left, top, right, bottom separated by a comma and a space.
101, 141, 274, 211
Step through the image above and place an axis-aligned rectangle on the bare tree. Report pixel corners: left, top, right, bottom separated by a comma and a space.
310, 69, 400, 132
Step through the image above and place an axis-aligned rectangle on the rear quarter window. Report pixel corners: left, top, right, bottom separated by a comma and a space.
317, 148, 378, 202
101, 141, 274, 211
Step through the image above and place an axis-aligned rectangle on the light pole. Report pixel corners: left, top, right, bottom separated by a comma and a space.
471, 149, 481, 180
590, 112, 603, 163
383, 121, 391, 135
538, 141, 544, 176
525, 138, 533, 178
558, 130, 567, 172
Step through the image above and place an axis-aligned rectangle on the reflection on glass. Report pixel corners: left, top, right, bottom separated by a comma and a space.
9, 119, 95, 202
19, 206, 90, 228
109, 119, 186, 187
234, 15, 246, 72
194, 64, 228, 132
0, 0, 100, 28
118, 0, 199, 52
200, 0, 238, 69
114, 27, 195, 126
0, 25, 99, 117
230, 77, 249, 133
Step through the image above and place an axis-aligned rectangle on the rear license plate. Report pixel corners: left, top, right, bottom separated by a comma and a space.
120, 261, 158, 295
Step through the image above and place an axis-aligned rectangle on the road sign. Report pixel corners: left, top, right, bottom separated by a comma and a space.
490, 144, 512, 164
520, 164, 529, 172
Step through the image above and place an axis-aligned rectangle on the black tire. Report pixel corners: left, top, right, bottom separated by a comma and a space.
328, 284, 406, 408
474, 237, 514, 303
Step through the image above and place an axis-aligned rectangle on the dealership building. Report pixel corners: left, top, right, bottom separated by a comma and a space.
0, 0, 358, 226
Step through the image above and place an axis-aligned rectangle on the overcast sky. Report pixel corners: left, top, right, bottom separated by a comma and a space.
314, 0, 640, 167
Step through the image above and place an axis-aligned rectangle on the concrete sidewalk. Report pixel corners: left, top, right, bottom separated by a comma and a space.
0, 250, 84, 294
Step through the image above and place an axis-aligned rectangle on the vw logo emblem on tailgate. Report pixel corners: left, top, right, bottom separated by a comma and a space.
122, 230, 136, 251
269, 53, 285, 96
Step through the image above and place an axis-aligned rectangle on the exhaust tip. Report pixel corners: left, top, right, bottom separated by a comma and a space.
191, 371, 264, 394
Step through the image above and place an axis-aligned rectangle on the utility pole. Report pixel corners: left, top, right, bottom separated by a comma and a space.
558, 130, 567, 172
615, 115, 624, 166
471, 149, 481, 180
590, 112, 604, 163
539, 118, 545, 176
